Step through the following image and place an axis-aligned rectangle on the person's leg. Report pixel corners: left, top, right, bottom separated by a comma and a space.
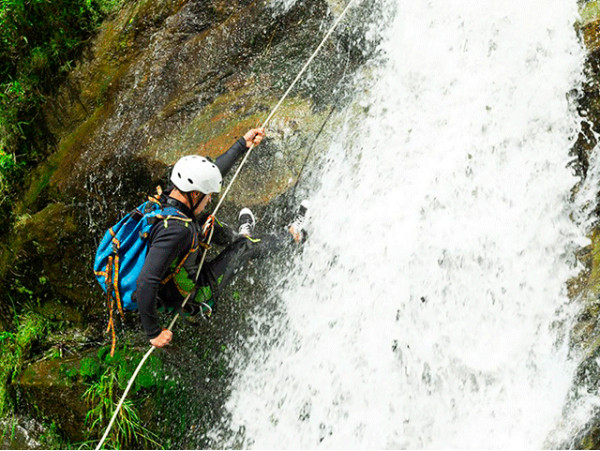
203, 230, 293, 289
182, 202, 308, 314
156, 276, 213, 317
206, 201, 310, 287
152, 238, 250, 318
156, 282, 184, 312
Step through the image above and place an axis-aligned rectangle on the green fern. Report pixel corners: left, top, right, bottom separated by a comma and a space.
83, 366, 162, 449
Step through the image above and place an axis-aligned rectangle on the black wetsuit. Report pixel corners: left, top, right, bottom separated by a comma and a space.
136, 137, 290, 339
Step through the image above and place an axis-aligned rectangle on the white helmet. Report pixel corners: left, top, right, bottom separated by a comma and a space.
170, 155, 222, 194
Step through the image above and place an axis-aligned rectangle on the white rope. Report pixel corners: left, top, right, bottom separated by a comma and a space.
95, 1, 358, 448
212, 0, 359, 218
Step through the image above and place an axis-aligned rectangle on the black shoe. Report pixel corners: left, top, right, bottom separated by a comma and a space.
289, 200, 309, 243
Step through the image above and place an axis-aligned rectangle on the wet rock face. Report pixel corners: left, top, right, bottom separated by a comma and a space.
569, 4, 600, 448
0, 415, 46, 450
4, 0, 378, 320
573, 6, 600, 183
14, 357, 89, 442
0, 202, 97, 326
45, 0, 372, 214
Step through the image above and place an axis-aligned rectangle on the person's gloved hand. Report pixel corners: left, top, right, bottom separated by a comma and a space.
243, 128, 265, 148
150, 329, 172, 347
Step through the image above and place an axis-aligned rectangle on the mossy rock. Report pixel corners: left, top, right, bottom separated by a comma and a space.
569, 228, 600, 299
579, 1, 600, 54
40, 0, 361, 213
570, 227, 600, 352
36, 299, 83, 325
581, 1, 600, 27
16, 160, 57, 216
14, 355, 89, 441
16, 203, 78, 256
571, 408, 600, 450
0, 0, 379, 445
13, 343, 168, 443
0, 202, 98, 324
0, 0, 373, 322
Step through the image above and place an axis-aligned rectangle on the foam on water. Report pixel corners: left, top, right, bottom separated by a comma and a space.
219, 1, 597, 447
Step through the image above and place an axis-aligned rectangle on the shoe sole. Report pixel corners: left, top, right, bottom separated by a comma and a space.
238, 207, 256, 226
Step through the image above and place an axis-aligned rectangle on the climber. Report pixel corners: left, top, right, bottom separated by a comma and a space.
136, 128, 309, 348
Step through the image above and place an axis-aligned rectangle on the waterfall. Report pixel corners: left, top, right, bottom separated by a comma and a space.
217, 0, 596, 447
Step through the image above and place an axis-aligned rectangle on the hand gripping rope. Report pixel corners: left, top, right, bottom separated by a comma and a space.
95, 0, 358, 448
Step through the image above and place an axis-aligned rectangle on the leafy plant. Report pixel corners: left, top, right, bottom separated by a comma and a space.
0, 415, 17, 447
79, 357, 101, 380
83, 365, 162, 449
0, 0, 124, 231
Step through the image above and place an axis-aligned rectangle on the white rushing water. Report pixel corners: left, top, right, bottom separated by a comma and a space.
220, 0, 597, 448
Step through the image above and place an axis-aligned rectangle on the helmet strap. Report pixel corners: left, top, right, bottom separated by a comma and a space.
186, 191, 206, 215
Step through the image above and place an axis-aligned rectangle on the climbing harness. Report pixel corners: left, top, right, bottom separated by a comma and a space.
201, 214, 216, 238
95, 0, 359, 448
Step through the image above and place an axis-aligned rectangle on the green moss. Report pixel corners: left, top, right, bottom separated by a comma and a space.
88, 343, 168, 393
79, 358, 101, 380
37, 421, 65, 450
83, 364, 162, 449
575, 229, 600, 299
0, 201, 84, 322
11, 340, 169, 444
581, 1, 600, 25
136, 355, 163, 390
0, 0, 125, 233
61, 364, 79, 381
14, 203, 77, 257
582, 430, 598, 450
37, 300, 82, 325
0, 312, 47, 414
16, 161, 56, 215
49, 104, 112, 191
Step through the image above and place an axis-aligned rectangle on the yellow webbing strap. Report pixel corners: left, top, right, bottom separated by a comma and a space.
104, 257, 117, 357
104, 235, 126, 357
113, 254, 124, 318
161, 230, 199, 285
148, 195, 162, 206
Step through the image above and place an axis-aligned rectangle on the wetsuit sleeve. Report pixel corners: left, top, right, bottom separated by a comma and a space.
215, 137, 248, 177
136, 224, 193, 339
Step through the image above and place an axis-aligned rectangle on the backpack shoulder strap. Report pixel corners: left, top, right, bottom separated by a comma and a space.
160, 220, 199, 286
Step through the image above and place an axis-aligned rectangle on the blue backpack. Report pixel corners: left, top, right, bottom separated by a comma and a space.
94, 195, 197, 354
